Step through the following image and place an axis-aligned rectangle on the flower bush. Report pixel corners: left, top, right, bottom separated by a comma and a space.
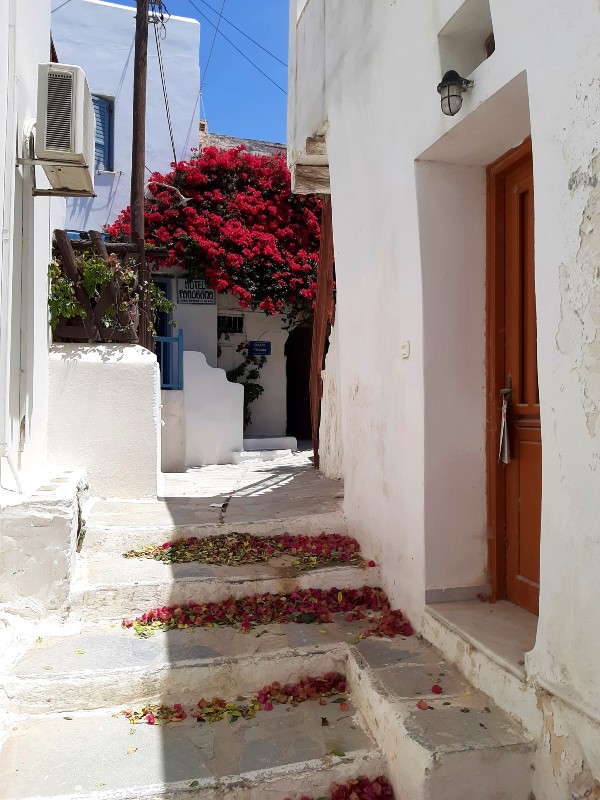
105, 147, 322, 323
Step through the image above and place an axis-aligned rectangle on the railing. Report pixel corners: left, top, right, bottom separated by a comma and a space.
155, 328, 183, 390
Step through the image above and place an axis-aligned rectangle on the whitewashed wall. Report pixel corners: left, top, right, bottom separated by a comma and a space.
289, 0, 600, 795
0, 0, 65, 492
48, 345, 161, 498
50, 0, 200, 232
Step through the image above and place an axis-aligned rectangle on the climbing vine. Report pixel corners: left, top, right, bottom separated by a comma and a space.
225, 341, 267, 428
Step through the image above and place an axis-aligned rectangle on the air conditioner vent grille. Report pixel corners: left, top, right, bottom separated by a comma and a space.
46, 71, 73, 152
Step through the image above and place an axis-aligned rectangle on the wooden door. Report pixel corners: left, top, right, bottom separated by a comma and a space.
487, 140, 541, 615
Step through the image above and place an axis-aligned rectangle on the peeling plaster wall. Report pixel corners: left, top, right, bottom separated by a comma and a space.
319, 325, 343, 480
289, 0, 600, 793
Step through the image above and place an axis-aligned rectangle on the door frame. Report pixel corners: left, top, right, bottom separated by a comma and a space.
486, 137, 533, 603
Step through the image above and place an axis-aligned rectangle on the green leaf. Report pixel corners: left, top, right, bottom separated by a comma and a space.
326, 748, 345, 758
189, 780, 200, 788
330, 696, 348, 704
74, 649, 86, 655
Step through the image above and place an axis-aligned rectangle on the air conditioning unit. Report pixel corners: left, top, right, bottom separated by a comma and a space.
36, 63, 95, 196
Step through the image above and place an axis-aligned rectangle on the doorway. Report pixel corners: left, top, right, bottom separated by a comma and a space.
487, 139, 541, 615
285, 325, 312, 441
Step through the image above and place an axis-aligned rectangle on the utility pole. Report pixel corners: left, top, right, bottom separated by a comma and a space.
131, 0, 150, 349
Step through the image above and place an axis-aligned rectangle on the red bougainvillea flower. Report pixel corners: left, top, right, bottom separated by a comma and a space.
122, 586, 414, 640
283, 775, 394, 800
105, 147, 323, 323
123, 532, 362, 572
431, 684, 443, 695
119, 672, 349, 726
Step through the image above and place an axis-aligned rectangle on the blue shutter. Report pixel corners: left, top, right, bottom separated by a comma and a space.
92, 95, 112, 171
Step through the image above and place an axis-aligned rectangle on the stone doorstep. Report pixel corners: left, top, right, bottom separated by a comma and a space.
69, 557, 380, 621
83, 512, 348, 551
231, 449, 293, 464
0, 700, 382, 800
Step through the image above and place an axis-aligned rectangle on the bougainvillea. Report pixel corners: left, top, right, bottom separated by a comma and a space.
119, 672, 348, 726
284, 776, 395, 800
105, 147, 322, 321
122, 586, 414, 639
123, 531, 365, 572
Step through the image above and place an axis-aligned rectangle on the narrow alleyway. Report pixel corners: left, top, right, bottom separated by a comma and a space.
1, 452, 533, 799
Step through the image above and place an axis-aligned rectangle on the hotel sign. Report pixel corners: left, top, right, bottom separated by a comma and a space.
177, 279, 216, 305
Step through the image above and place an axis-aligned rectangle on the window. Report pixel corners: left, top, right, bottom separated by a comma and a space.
218, 314, 244, 337
92, 95, 114, 171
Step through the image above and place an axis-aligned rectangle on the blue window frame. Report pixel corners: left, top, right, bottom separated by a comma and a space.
92, 95, 114, 171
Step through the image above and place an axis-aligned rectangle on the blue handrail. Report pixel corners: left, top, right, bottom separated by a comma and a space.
155, 328, 183, 390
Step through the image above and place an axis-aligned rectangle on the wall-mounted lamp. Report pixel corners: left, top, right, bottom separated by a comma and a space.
145, 180, 192, 208
437, 70, 475, 116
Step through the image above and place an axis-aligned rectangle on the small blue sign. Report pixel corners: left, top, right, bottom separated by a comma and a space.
248, 340, 271, 356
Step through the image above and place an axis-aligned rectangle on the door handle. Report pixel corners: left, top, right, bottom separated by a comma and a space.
498, 375, 512, 464
500, 374, 512, 401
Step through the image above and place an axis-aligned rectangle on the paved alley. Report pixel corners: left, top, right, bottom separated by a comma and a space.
0, 450, 535, 800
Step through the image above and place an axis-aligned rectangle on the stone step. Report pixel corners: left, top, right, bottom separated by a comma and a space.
84, 511, 347, 552
70, 555, 380, 621
2, 617, 369, 714
2, 618, 533, 799
231, 449, 293, 464
0, 700, 382, 800
346, 637, 535, 800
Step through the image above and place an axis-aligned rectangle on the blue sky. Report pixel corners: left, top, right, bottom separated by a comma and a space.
119, 0, 289, 143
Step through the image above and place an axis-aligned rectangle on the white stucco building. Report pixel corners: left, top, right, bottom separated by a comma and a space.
289, 0, 600, 797
154, 132, 307, 471
50, 0, 200, 233
0, 0, 87, 640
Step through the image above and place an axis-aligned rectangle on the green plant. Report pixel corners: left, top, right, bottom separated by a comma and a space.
147, 281, 176, 334
226, 342, 267, 429
48, 248, 175, 340
48, 262, 85, 329
78, 252, 114, 300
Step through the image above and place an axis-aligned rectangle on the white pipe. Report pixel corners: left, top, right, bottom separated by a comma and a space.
0, 0, 18, 454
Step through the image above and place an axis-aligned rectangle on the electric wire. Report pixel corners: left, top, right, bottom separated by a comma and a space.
51, 0, 74, 12
185, 0, 287, 95
153, 19, 178, 163
202, 0, 226, 85
195, 0, 287, 67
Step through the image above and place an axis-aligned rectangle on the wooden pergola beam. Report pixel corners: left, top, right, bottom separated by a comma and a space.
291, 164, 330, 195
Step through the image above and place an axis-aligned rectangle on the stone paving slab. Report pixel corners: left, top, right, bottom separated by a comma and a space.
0, 700, 376, 800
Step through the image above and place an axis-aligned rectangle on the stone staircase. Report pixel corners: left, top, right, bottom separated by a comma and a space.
0, 463, 535, 800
